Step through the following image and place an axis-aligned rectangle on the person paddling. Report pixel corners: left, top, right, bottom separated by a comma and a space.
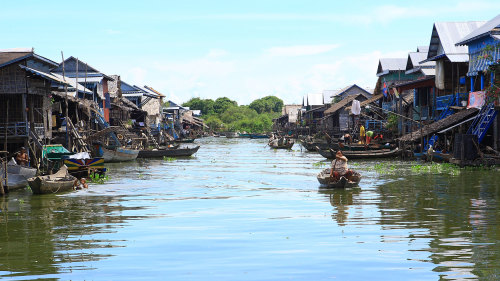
329, 150, 353, 181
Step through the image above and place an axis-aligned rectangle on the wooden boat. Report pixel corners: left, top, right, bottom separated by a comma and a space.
95, 145, 139, 162
317, 168, 362, 188
64, 157, 106, 178
224, 132, 239, 138
5, 159, 37, 190
250, 133, 269, 139
138, 146, 200, 158
174, 138, 195, 143
28, 165, 77, 195
317, 147, 400, 159
238, 133, 252, 138
301, 140, 331, 152
414, 151, 451, 162
269, 141, 294, 149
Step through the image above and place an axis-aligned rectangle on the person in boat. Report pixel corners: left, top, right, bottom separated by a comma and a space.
359, 124, 365, 144
329, 150, 353, 181
343, 133, 352, 145
15, 147, 29, 166
366, 130, 374, 144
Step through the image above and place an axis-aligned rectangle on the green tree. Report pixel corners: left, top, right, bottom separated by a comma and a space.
249, 96, 283, 114
182, 98, 215, 115
213, 97, 238, 114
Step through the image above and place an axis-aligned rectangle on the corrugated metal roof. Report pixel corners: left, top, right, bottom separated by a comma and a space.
427, 21, 486, 61
50, 72, 94, 94
379, 58, 407, 71
417, 46, 429, 53
456, 14, 500, 45
303, 93, 324, 106
421, 68, 436, 76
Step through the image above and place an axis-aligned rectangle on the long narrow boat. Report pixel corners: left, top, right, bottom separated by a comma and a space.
316, 147, 400, 159
174, 138, 195, 143
301, 140, 331, 152
28, 165, 77, 195
317, 168, 362, 188
96, 146, 139, 162
224, 132, 239, 138
250, 133, 268, 139
138, 146, 200, 158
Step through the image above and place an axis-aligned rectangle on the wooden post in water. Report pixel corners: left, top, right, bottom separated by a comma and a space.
61, 51, 70, 150
1, 100, 8, 194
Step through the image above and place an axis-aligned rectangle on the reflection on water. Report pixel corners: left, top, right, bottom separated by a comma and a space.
1, 137, 500, 280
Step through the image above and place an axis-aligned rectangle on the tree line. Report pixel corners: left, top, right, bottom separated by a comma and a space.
182, 96, 284, 133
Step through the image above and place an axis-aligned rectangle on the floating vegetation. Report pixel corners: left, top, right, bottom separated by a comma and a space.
411, 163, 460, 175
312, 161, 327, 168
163, 157, 176, 162
365, 162, 462, 176
89, 173, 109, 184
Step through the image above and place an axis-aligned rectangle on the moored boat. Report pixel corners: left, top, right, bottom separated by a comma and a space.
224, 132, 239, 138
5, 159, 37, 190
174, 138, 195, 143
317, 168, 362, 188
94, 145, 139, 162
28, 165, 77, 195
138, 145, 200, 158
250, 133, 268, 139
317, 147, 400, 159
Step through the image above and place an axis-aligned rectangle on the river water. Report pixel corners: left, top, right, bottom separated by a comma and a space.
1, 137, 500, 280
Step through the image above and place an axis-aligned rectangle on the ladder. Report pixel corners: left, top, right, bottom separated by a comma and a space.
146, 127, 160, 149
467, 103, 498, 143
66, 118, 91, 152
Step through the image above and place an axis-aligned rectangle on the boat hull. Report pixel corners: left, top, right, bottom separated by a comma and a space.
269, 142, 294, 149
101, 147, 139, 162
317, 147, 400, 159
28, 176, 76, 194
317, 168, 361, 188
138, 146, 200, 158
27, 166, 77, 194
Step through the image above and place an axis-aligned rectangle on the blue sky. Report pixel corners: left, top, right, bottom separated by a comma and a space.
1, 1, 500, 105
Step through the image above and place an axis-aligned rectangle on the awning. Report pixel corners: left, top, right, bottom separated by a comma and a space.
467, 47, 500, 76
20, 64, 93, 94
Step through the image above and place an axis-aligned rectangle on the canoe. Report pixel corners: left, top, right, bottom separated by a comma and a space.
138, 146, 200, 158
317, 147, 400, 159
317, 168, 362, 188
97, 146, 139, 162
269, 142, 294, 149
28, 165, 77, 195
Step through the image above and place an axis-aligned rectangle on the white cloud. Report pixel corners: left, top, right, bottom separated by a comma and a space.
265, 44, 340, 57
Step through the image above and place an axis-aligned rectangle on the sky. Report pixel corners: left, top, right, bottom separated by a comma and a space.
1, 1, 500, 105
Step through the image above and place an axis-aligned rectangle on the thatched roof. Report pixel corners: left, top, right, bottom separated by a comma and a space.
398, 108, 479, 142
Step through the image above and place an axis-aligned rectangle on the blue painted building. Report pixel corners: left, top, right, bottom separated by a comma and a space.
456, 14, 500, 93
